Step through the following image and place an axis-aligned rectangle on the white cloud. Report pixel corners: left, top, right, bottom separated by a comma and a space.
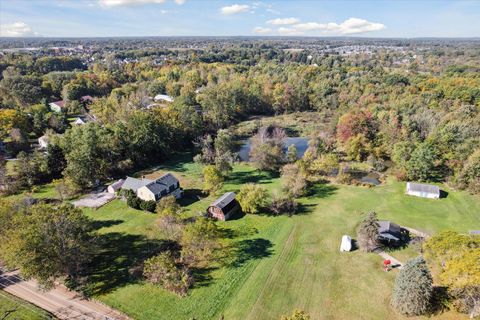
99, 0, 184, 7
266, 17, 299, 25
220, 4, 250, 15
277, 27, 304, 36
0, 22, 40, 37
253, 26, 272, 34
274, 18, 385, 36
325, 17, 385, 35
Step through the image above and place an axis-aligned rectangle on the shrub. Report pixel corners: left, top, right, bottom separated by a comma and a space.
156, 195, 181, 216
143, 252, 193, 297
140, 200, 156, 213
269, 193, 298, 216
391, 256, 433, 316
237, 183, 268, 214
356, 211, 380, 252
126, 192, 141, 209
280, 309, 310, 320
281, 163, 307, 198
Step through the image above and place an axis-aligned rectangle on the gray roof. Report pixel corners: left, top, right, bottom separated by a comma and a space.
121, 177, 152, 192
378, 220, 401, 235
155, 173, 179, 187
145, 181, 167, 195
407, 182, 440, 194
211, 192, 236, 209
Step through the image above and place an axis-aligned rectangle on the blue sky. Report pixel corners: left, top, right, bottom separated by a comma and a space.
0, 0, 479, 38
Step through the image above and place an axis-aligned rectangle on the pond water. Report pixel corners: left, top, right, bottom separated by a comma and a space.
359, 172, 381, 186
238, 137, 309, 162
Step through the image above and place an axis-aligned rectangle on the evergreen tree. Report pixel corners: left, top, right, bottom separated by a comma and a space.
391, 256, 433, 316
356, 211, 380, 252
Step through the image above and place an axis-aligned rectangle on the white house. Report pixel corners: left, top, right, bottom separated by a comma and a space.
121, 173, 182, 202
38, 135, 50, 149
73, 117, 86, 126
154, 94, 174, 103
406, 182, 440, 199
49, 100, 66, 112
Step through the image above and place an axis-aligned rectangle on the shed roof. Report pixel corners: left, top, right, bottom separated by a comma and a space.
109, 179, 125, 190
407, 182, 440, 194
211, 192, 236, 209
154, 94, 174, 103
378, 220, 401, 235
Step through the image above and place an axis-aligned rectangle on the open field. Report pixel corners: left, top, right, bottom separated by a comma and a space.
81, 159, 478, 320
0, 290, 53, 320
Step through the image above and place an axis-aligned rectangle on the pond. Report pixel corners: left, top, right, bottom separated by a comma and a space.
238, 137, 309, 162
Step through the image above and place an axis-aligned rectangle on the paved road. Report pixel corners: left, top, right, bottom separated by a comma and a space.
0, 268, 129, 320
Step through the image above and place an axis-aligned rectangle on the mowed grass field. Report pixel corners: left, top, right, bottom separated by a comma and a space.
0, 291, 53, 320
82, 159, 479, 320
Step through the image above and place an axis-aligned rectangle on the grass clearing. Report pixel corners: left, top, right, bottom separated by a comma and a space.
0, 291, 53, 320
81, 159, 478, 320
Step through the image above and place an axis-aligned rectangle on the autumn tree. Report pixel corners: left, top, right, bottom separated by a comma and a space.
0, 203, 97, 290
237, 183, 268, 214
281, 163, 307, 198
202, 165, 224, 195
249, 126, 286, 171
180, 217, 221, 265
143, 252, 193, 297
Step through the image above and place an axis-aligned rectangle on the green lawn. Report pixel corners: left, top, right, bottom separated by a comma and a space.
82, 161, 479, 320
0, 291, 53, 320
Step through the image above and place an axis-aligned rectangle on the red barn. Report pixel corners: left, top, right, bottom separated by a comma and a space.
207, 192, 240, 221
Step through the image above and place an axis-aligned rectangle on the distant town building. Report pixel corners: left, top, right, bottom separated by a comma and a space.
38, 134, 50, 149
406, 182, 440, 199
49, 100, 66, 112
207, 192, 240, 221
154, 94, 174, 103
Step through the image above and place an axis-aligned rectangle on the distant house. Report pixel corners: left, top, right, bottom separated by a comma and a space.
49, 100, 66, 112
207, 192, 240, 221
154, 94, 174, 103
73, 117, 86, 126
107, 179, 125, 194
80, 95, 93, 104
121, 173, 182, 202
406, 182, 440, 199
378, 220, 403, 243
38, 135, 50, 149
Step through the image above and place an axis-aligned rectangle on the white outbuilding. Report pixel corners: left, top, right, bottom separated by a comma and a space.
107, 179, 125, 194
340, 235, 352, 252
406, 182, 440, 199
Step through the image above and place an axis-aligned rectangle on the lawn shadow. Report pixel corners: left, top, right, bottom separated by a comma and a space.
129, 152, 195, 176
190, 266, 218, 289
86, 232, 176, 295
178, 188, 204, 207
295, 203, 317, 216
228, 170, 278, 185
90, 219, 124, 230
308, 183, 338, 198
231, 238, 273, 268
227, 209, 246, 221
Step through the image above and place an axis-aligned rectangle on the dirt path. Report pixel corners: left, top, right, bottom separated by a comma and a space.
402, 226, 429, 239
0, 268, 129, 320
374, 249, 404, 269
